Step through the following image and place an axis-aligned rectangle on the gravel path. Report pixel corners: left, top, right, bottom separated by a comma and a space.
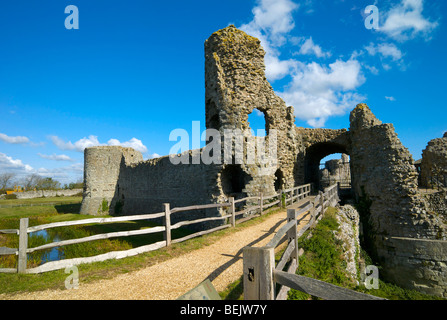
1, 202, 312, 300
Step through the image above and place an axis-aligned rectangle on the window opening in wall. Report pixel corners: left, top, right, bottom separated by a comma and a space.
247, 108, 267, 137
274, 169, 283, 191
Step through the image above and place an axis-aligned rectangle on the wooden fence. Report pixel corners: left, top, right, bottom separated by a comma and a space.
243, 183, 385, 300
0, 184, 312, 274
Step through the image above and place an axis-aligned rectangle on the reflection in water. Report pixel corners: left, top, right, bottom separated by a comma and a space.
29, 230, 64, 265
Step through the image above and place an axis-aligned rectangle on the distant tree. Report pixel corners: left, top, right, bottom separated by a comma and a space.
21, 174, 42, 190
64, 179, 83, 190
36, 177, 61, 190
0, 173, 16, 191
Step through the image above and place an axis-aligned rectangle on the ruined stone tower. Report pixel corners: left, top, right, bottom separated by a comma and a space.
80, 146, 143, 216
204, 25, 299, 197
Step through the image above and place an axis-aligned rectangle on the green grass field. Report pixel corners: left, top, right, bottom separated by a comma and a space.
0, 196, 193, 291
0, 196, 83, 206
0, 196, 83, 219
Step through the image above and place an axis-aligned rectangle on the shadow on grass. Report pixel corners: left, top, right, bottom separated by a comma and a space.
54, 203, 81, 214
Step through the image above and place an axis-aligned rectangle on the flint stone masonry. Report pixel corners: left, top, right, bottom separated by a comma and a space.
205, 25, 299, 195
423, 190, 447, 217
335, 205, 360, 284
420, 134, 447, 189
349, 104, 447, 296
80, 146, 143, 216
81, 26, 447, 296
377, 236, 447, 297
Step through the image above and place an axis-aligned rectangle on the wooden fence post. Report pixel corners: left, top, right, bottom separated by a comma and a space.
319, 191, 325, 217
229, 197, 235, 227
163, 203, 171, 247
243, 246, 275, 300
320, 191, 324, 207
259, 193, 263, 215
278, 189, 283, 208
287, 209, 299, 268
18, 218, 29, 274
310, 196, 316, 225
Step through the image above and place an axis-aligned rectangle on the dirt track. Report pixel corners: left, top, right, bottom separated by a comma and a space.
1, 202, 311, 300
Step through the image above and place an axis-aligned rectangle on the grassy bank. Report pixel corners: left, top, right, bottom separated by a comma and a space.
287, 207, 444, 300
0, 197, 83, 219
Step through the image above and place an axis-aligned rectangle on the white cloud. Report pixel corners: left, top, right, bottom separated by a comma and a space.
107, 138, 148, 154
0, 133, 30, 145
248, 0, 299, 45
38, 153, 75, 162
239, 0, 366, 128
50, 135, 148, 154
149, 153, 161, 159
364, 64, 380, 75
385, 96, 396, 101
365, 42, 404, 61
296, 37, 331, 58
279, 59, 366, 127
264, 54, 297, 81
240, 0, 299, 81
0, 152, 82, 185
34, 163, 84, 185
380, 0, 439, 41
49, 135, 100, 152
0, 152, 33, 173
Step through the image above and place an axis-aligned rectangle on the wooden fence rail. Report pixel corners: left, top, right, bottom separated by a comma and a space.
0, 183, 312, 274
242, 183, 384, 300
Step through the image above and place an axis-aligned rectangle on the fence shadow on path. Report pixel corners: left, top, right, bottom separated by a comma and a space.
201, 217, 288, 285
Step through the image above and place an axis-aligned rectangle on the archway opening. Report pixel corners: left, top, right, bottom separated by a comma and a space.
304, 142, 351, 192
220, 165, 250, 198
319, 153, 351, 190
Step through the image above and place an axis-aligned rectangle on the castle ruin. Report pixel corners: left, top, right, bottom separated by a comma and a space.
80, 26, 447, 297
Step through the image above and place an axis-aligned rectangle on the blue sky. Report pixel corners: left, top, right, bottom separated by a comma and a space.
0, 0, 445, 185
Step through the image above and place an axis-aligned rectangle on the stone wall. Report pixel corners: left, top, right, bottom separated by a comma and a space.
420, 133, 447, 189
80, 146, 228, 228
348, 104, 447, 296
335, 205, 361, 284
423, 190, 447, 217
13, 189, 82, 199
349, 104, 433, 238
80, 146, 143, 215
377, 236, 447, 297
115, 149, 224, 226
